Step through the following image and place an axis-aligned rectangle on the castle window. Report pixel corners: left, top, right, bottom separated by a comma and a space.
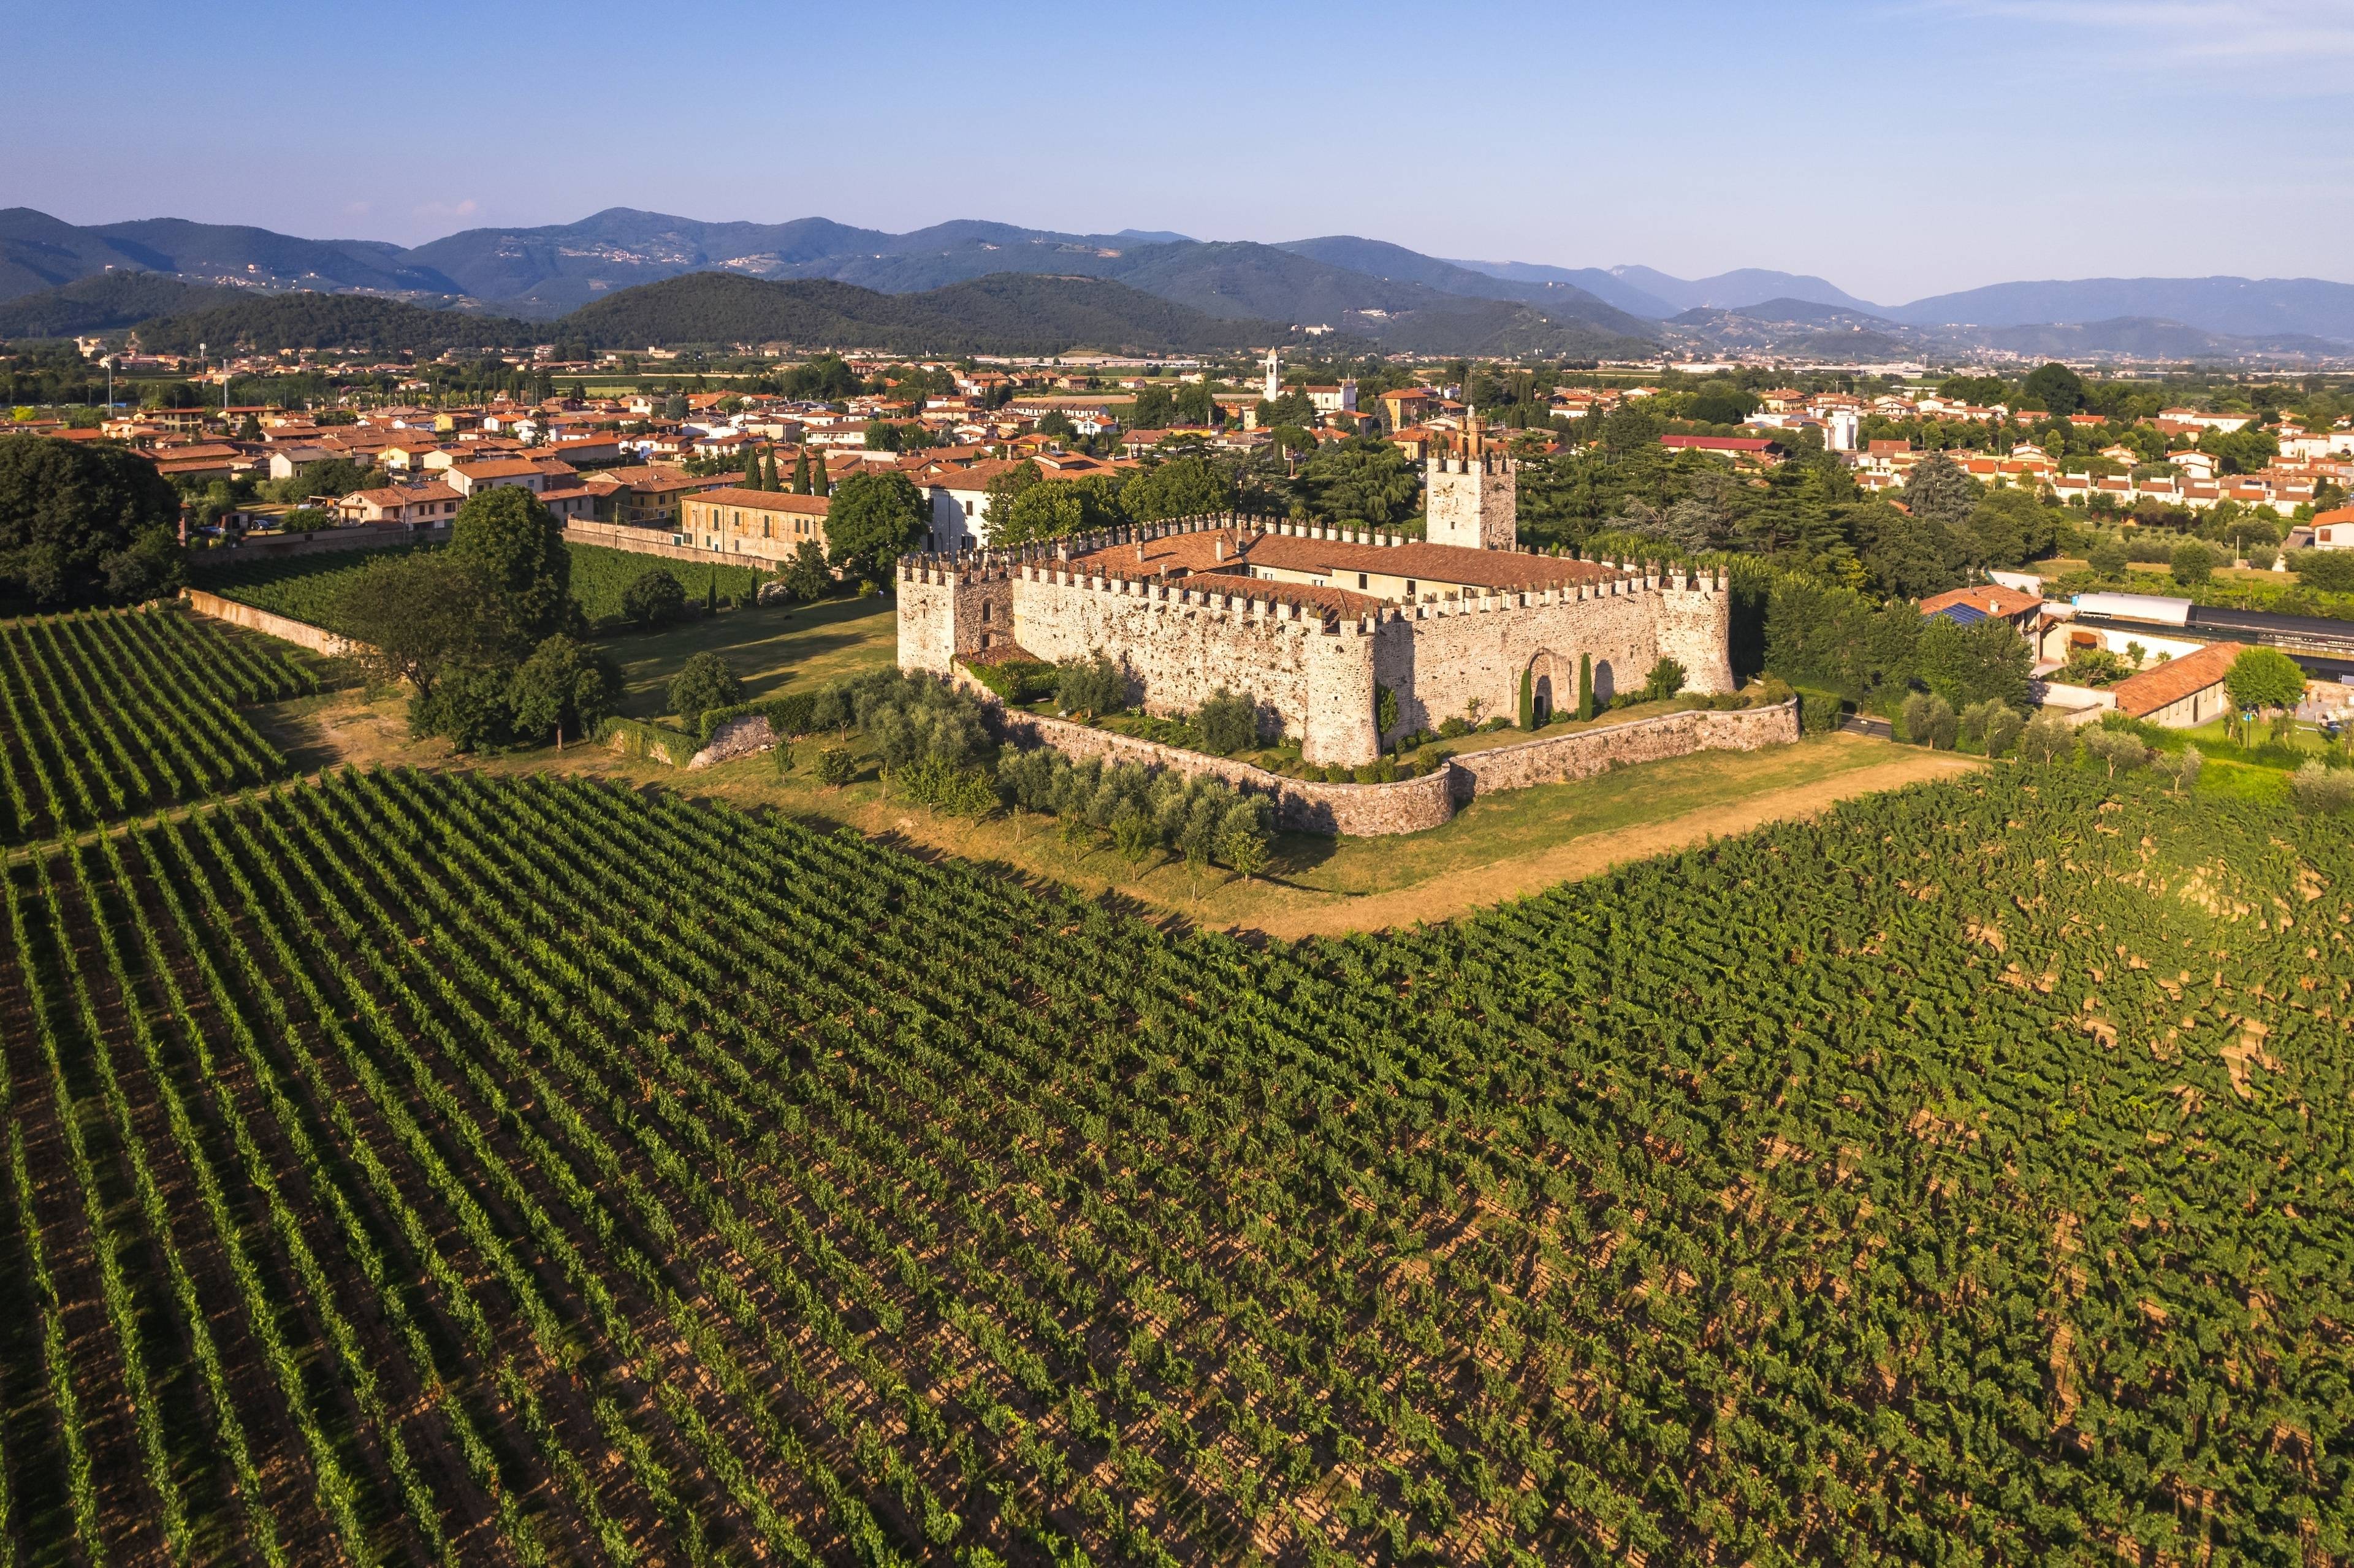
1405, 579, 1417, 598
1358, 573, 1368, 590
980, 601, 992, 622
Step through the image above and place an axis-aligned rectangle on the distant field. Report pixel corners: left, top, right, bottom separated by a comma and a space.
194, 539, 776, 630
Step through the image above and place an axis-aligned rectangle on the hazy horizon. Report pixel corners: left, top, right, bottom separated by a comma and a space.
13, 0, 2354, 303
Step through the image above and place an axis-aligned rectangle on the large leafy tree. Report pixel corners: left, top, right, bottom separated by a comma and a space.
1916, 615, 2033, 710
333, 552, 495, 701
1855, 501, 1966, 599
509, 634, 621, 748
2224, 646, 2306, 714
0, 435, 183, 607
1297, 437, 1417, 525
824, 470, 926, 582
2019, 362, 2088, 416
1900, 451, 1981, 528
446, 484, 576, 653
1120, 456, 1234, 523
994, 474, 1127, 547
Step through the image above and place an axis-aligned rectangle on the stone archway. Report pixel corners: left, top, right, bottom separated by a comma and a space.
1527, 651, 1566, 724
1592, 658, 1616, 704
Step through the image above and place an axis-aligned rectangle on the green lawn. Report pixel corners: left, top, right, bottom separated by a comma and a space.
596, 592, 897, 724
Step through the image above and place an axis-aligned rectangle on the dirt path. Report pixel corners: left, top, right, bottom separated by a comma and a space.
1247, 748, 1983, 940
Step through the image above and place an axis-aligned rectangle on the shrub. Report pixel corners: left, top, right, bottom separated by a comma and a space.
2152, 743, 2203, 794
2290, 759, 2354, 814
621, 566, 689, 628
2017, 713, 2078, 764
1196, 688, 1262, 755
1642, 657, 1688, 702
1957, 699, 2004, 750
668, 652, 744, 727
2081, 727, 2147, 777
965, 657, 1056, 704
1054, 653, 1126, 718
769, 690, 820, 736
1982, 706, 2025, 758
1795, 687, 1842, 734
2290, 549, 2354, 593
1437, 715, 1469, 739
1900, 692, 1957, 750
817, 746, 856, 787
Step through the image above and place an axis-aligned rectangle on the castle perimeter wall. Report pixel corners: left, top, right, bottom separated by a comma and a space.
1369, 574, 1735, 745
970, 678, 1799, 836
991, 706, 1456, 835
181, 588, 362, 658
1450, 699, 1799, 799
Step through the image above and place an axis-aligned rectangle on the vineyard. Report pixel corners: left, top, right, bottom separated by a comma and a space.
0, 761, 2345, 1565
196, 541, 776, 630
0, 608, 313, 845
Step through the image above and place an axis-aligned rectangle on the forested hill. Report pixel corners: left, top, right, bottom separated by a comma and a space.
0, 270, 1282, 357
547, 272, 1279, 354
132, 292, 541, 354
0, 273, 235, 338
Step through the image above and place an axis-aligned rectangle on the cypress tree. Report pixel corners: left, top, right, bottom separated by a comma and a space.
743, 447, 764, 487
791, 446, 810, 495
1577, 652, 1595, 720
812, 454, 830, 498
1518, 667, 1535, 731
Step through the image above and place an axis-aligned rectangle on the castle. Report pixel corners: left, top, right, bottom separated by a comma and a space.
897, 423, 1734, 767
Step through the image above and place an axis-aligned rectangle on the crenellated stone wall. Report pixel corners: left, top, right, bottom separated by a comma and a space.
1369, 573, 1734, 744
897, 516, 1738, 770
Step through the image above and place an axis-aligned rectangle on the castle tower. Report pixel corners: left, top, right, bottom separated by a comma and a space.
1423, 407, 1517, 551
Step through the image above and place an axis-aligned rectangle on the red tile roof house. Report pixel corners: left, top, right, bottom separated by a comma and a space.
2105, 641, 2249, 728
333, 483, 462, 526
1919, 584, 2044, 636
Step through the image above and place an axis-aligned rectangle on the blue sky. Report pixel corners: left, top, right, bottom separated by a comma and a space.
10, 1, 2352, 303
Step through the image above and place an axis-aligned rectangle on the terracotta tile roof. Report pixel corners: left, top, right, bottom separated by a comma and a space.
453, 457, 574, 479
688, 488, 831, 515
1067, 526, 1628, 597
1919, 585, 2043, 620
2108, 641, 2248, 719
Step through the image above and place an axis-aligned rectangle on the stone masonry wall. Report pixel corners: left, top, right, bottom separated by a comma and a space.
1451, 699, 1799, 798
562, 520, 780, 569
196, 521, 448, 564
992, 707, 1457, 835
181, 588, 361, 658
1369, 577, 1734, 744
1002, 569, 1383, 766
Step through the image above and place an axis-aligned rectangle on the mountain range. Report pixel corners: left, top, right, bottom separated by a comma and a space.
2, 204, 2351, 358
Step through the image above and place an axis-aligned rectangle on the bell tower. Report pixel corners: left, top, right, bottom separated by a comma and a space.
1423, 409, 1517, 550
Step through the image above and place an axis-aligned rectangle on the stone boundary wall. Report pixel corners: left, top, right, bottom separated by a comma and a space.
564, 520, 775, 571
1450, 699, 1799, 799
194, 522, 448, 563
688, 714, 775, 769
181, 588, 362, 658
992, 706, 1457, 835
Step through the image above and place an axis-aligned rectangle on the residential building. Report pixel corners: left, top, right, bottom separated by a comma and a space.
677, 488, 831, 563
